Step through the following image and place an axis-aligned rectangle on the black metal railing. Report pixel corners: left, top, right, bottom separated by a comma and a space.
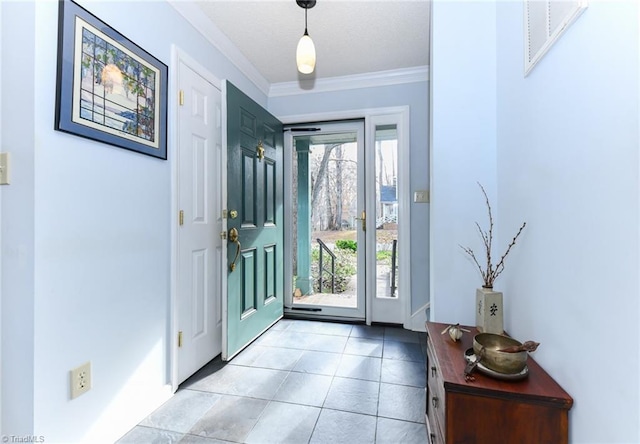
390, 239, 398, 297
317, 238, 336, 294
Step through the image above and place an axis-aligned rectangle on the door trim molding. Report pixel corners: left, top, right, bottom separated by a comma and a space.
170, 45, 223, 391
408, 302, 430, 332
279, 106, 411, 327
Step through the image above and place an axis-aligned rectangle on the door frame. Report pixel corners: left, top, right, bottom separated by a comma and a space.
280, 106, 411, 327
170, 46, 226, 391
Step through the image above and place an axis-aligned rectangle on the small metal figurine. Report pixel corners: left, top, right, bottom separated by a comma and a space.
464, 347, 484, 382
441, 323, 470, 342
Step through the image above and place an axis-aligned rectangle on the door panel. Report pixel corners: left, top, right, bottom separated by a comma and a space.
265, 160, 276, 224
177, 61, 222, 383
265, 245, 276, 303
192, 249, 206, 335
241, 248, 257, 316
241, 149, 256, 225
223, 81, 283, 360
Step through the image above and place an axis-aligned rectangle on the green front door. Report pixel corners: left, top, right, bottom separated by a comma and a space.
223, 81, 284, 360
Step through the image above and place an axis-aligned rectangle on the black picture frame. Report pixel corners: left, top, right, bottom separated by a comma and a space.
55, 0, 168, 159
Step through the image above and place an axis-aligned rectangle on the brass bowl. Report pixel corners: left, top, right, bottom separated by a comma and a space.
473, 333, 528, 374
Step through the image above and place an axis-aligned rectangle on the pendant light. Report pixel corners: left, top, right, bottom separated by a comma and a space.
296, 0, 316, 74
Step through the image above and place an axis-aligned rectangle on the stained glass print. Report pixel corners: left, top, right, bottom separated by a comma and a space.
74, 18, 160, 148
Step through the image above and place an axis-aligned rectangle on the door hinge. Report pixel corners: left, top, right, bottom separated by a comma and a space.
179, 210, 184, 226
179, 90, 184, 106
361, 211, 366, 232
178, 331, 183, 348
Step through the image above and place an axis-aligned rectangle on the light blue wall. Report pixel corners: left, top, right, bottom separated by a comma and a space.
430, 0, 498, 324
1, 0, 267, 441
269, 82, 430, 314
1, 0, 36, 434
495, 1, 639, 442
431, 0, 640, 442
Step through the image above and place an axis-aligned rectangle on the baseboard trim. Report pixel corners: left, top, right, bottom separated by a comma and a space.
406, 302, 430, 332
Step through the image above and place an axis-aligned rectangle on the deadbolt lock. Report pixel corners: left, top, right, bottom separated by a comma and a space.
229, 210, 238, 219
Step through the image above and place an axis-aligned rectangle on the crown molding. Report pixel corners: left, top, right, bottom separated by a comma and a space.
269, 66, 430, 98
167, 0, 270, 96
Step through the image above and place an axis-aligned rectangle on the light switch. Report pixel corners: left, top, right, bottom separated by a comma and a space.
414, 190, 429, 203
0, 153, 10, 185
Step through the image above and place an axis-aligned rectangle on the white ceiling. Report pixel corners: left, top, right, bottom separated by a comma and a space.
190, 0, 431, 85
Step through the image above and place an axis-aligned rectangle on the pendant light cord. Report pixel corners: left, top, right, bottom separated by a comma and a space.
304, 7, 309, 35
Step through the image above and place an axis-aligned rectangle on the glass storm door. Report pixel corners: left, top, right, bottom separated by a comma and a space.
288, 121, 366, 320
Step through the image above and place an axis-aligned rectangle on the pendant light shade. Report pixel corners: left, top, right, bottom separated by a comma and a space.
296, 31, 316, 74
296, 0, 316, 74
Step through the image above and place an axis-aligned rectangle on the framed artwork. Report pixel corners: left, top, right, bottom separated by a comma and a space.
55, 0, 168, 159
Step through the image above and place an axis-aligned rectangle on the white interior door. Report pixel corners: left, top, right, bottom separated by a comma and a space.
176, 60, 222, 383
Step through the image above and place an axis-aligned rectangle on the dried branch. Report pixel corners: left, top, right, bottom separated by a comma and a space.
478, 182, 494, 279
459, 245, 487, 284
459, 183, 526, 288
492, 221, 527, 282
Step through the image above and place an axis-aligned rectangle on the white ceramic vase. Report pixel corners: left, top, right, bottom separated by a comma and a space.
476, 287, 504, 335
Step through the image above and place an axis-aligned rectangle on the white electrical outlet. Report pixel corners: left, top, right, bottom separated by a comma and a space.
70, 361, 92, 399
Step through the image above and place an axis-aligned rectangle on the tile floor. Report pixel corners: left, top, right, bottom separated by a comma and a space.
118, 319, 428, 444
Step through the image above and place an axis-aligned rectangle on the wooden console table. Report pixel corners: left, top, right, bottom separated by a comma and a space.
425, 321, 573, 444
